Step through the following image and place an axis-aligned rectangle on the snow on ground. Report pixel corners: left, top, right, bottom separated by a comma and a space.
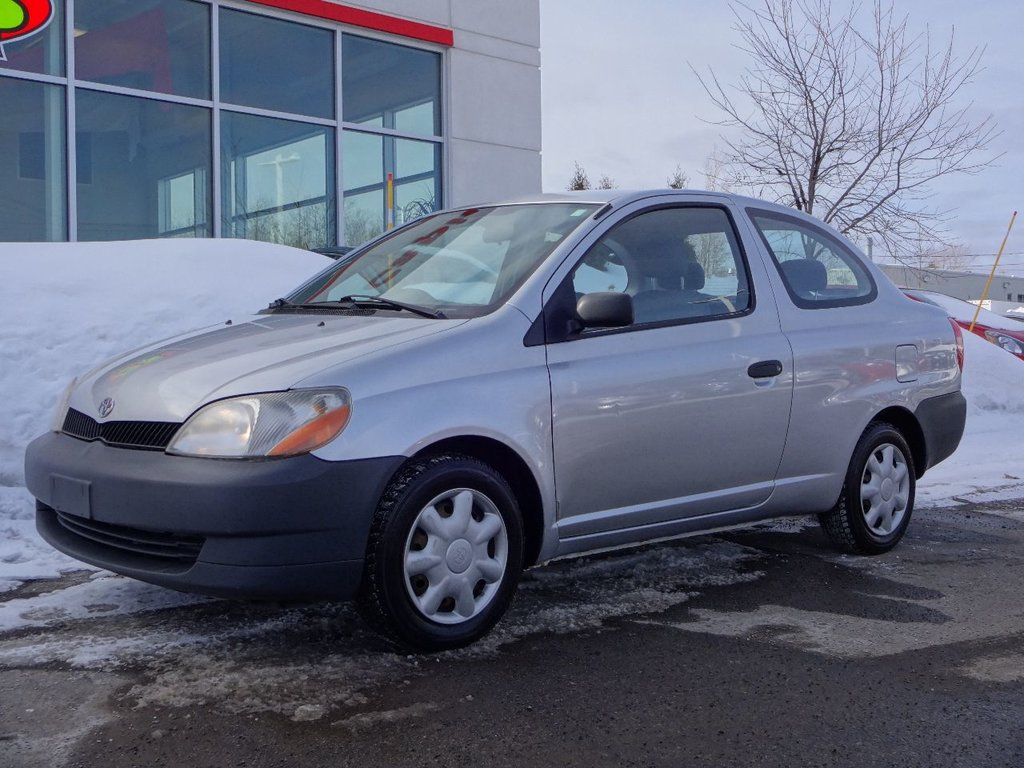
0, 537, 763, 718
0, 239, 329, 591
0, 571, 213, 634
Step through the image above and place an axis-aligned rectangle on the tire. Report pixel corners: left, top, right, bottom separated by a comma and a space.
818, 422, 916, 555
358, 453, 524, 651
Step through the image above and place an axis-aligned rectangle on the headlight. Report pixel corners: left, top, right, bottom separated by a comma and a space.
167, 389, 352, 458
984, 331, 1024, 356
52, 378, 78, 432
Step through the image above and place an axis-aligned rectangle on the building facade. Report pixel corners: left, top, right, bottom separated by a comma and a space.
0, 0, 541, 248
881, 264, 1024, 306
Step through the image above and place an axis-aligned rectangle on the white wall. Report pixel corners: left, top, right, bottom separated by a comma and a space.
447, 0, 542, 204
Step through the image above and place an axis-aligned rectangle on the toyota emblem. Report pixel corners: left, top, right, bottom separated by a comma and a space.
98, 398, 115, 418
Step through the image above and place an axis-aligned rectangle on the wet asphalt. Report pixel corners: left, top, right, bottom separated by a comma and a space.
2, 501, 1022, 768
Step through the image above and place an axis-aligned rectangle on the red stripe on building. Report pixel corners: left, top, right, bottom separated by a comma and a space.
246, 0, 454, 46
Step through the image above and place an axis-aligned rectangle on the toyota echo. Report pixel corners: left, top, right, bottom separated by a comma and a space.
25, 191, 967, 650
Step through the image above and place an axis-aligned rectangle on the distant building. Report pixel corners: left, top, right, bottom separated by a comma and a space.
0, 0, 542, 249
881, 264, 1024, 307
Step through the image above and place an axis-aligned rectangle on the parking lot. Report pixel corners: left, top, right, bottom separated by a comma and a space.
2, 499, 1022, 768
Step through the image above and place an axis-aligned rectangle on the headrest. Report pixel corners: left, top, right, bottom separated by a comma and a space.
640, 241, 683, 289
780, 259, 827, 296
683, 261, 705, 291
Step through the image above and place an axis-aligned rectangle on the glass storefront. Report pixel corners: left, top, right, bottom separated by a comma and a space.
76, 90, 212, 240
221, 111, 335, 249
0, 0, 444, 247
220, 8, 334, 118
342, 131, 440, 245
75, 0, 211, 99
0, 78, 66, 241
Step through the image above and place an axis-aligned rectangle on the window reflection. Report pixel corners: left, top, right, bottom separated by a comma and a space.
221, 9, 334, 119
222, 112, 335, 249
75, 0, 210, 99
291, 204, 600, 318
158, 167, 208, 237
76, 90, 211, 240
343, 131, 440, 247
0, 77, 66, 241
342, 131, 383, 245
342, 35, 440, 136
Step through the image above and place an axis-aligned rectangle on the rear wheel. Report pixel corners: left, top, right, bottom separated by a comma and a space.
358, 453, 523, 651
819, 423, 915, 555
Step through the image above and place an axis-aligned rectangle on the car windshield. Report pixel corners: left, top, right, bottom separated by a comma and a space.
284, 203, 600, 318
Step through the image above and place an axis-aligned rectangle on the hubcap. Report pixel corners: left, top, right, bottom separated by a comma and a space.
403, 488, 508, 625
860, 443, 910, 535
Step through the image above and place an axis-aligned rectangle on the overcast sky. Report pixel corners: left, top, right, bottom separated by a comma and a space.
539, 0, 1023, 269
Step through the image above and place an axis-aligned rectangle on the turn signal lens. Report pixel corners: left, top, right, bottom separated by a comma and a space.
269, 403, 351, 456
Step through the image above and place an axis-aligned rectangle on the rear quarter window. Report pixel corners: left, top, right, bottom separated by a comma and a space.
748, 208, 876, 309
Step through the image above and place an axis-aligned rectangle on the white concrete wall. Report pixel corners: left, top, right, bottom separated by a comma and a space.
340, 0, 543, 206
447, 0, 542, 204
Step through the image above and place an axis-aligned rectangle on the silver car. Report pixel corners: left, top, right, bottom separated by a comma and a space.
25, 191, 966, 650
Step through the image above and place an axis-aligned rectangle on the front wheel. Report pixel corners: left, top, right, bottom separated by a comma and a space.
358, 453, 524, 651
819, 423, 916, 555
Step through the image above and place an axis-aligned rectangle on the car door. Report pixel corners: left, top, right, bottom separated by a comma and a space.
544, 201, 794, 548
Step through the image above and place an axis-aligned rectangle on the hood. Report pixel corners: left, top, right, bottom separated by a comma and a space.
72, 313, 466, 423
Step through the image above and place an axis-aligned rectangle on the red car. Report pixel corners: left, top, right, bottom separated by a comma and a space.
904, 289, 1024, 361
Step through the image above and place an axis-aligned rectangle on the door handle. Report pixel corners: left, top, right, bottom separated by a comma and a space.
748, 360, 783, 379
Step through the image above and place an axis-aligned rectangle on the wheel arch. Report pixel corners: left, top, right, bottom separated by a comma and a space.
868, 406, 927, 479
412, 436, 546, 567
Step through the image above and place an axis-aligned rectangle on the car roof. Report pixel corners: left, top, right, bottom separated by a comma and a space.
476, 189, 802, 217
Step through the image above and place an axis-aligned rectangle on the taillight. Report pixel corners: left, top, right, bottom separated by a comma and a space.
950, 318, 964, 371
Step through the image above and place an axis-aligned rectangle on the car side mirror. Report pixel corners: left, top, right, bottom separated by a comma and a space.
576, 292, 633, 329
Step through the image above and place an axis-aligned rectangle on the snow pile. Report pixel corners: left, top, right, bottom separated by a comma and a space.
0, 239, 329, 589
962, 330, 1024, 414
916, 330, 1024, 505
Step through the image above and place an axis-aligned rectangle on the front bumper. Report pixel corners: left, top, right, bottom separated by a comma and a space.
25, 431, 404, 600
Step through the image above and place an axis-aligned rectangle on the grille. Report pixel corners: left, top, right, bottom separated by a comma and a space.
55, 510, 203, 564
62, 408, 180, 450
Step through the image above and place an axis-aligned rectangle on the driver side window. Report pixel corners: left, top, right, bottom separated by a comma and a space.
571, 206, 751, 327
572, 246, 629, 295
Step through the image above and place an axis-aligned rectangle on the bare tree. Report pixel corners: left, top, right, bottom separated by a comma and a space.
908, 243, 972, 272
703, 149, 733, 192
666, 165, 689, 189
596, 174, 617, 190
568, 161, 591, 191
694, 0, 998, 259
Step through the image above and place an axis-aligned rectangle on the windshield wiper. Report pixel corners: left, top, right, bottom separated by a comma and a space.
265, 295, 445, 319
334, 294, 446, 319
